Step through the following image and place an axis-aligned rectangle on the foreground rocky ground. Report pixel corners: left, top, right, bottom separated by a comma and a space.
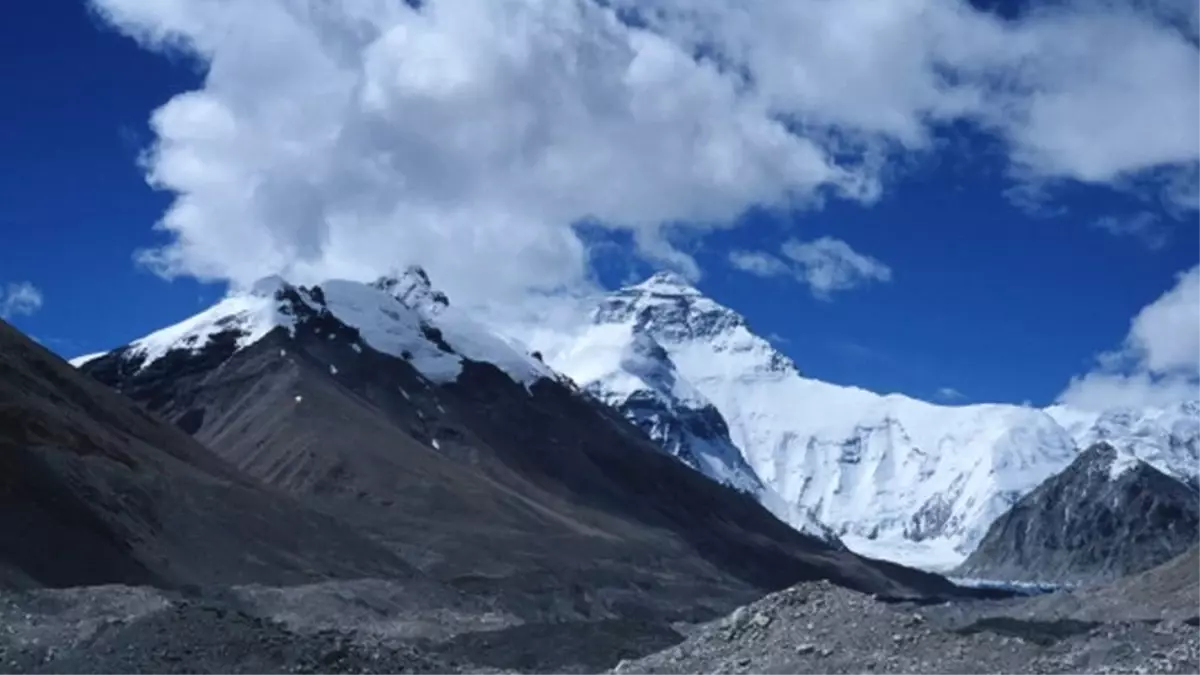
0, 580, 687, 674
613, 580, 1199, 675
2, 568, 1196, 674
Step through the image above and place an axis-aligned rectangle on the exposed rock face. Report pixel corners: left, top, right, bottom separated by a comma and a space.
956, 443, 1200, 585
0, 318, 431, 591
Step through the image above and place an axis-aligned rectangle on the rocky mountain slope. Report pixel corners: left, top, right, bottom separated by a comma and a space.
534, 272, 1199, 570
70, 270, 976, 616
0, 318, 442, 591
956, 443, 1199, 584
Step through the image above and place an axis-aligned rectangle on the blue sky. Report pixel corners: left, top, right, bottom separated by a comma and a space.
1, 0, 1197, 408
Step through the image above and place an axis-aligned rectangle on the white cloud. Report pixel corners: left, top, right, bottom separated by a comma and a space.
1091, 212, 1169, 250
1124, 265, 1200, 374
91, 0, 871, 308
729, 236, 892, 300
91, 0, 1198, 307
1059, 265, 1200, 409
0, 282, 44, 319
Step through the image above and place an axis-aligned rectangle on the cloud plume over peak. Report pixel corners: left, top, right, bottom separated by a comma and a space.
92, 0, 1198, 307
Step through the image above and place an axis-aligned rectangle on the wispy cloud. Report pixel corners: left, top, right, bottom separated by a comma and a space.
0, 282, 44, 319
1091, 212, 1170, 250
936, 386, 965, 401
729, 250, 789, 278
730, 236, 892, 300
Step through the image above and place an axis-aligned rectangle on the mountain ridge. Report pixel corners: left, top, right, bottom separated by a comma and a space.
71, 273, 977, 614
65, 270, 1199, 571
530, 273, 1199, 570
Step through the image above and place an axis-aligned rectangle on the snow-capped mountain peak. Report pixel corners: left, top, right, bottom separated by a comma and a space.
370, 265, 450, 318
549, 320, 839, 543
540, 273, 1199, 571
98, 274, 552, 390
595, 274, 746, 341
628, 270, 705, 296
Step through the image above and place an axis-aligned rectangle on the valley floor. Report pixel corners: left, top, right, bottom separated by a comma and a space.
2, 570, 1196, 675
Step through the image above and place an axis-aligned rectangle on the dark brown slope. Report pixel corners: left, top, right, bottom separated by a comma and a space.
0, 319, 431, 590
79, 284, 990, 627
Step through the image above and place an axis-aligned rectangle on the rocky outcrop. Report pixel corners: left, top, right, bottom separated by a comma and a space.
956, 443, 1199, 585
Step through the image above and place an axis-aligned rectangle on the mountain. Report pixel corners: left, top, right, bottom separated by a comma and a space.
549, 320, 839, 543
0, 317, 434, 590
535, 272, 1198, 571
955, 442, 1200, 584
72, 268, 979, 622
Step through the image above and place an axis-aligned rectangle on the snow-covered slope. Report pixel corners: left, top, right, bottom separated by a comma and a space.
536, 272, 1200, 571
93, 269, 553, 391
553, 320, 839, 542
1045, 402, 1199, 486
370, 267, 556, 388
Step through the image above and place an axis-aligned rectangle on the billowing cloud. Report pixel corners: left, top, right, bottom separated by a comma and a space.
1059, 265, 1200, 409
729, 236, 892, 300
0, 282, 44, 319
91, 0, 1198, 308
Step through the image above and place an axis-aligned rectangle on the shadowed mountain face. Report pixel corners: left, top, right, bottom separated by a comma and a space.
0, 319, 432, 591
75, 279, 981, 623
956, 443, 1200, 585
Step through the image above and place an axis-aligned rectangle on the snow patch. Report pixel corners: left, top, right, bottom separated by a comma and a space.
1108, 451, 1142, 480
329, 364, 338, 375
350, 343, 362, 353
67, 351, 108, 368
124, 288, 296, 370
317, 280, 461, 383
